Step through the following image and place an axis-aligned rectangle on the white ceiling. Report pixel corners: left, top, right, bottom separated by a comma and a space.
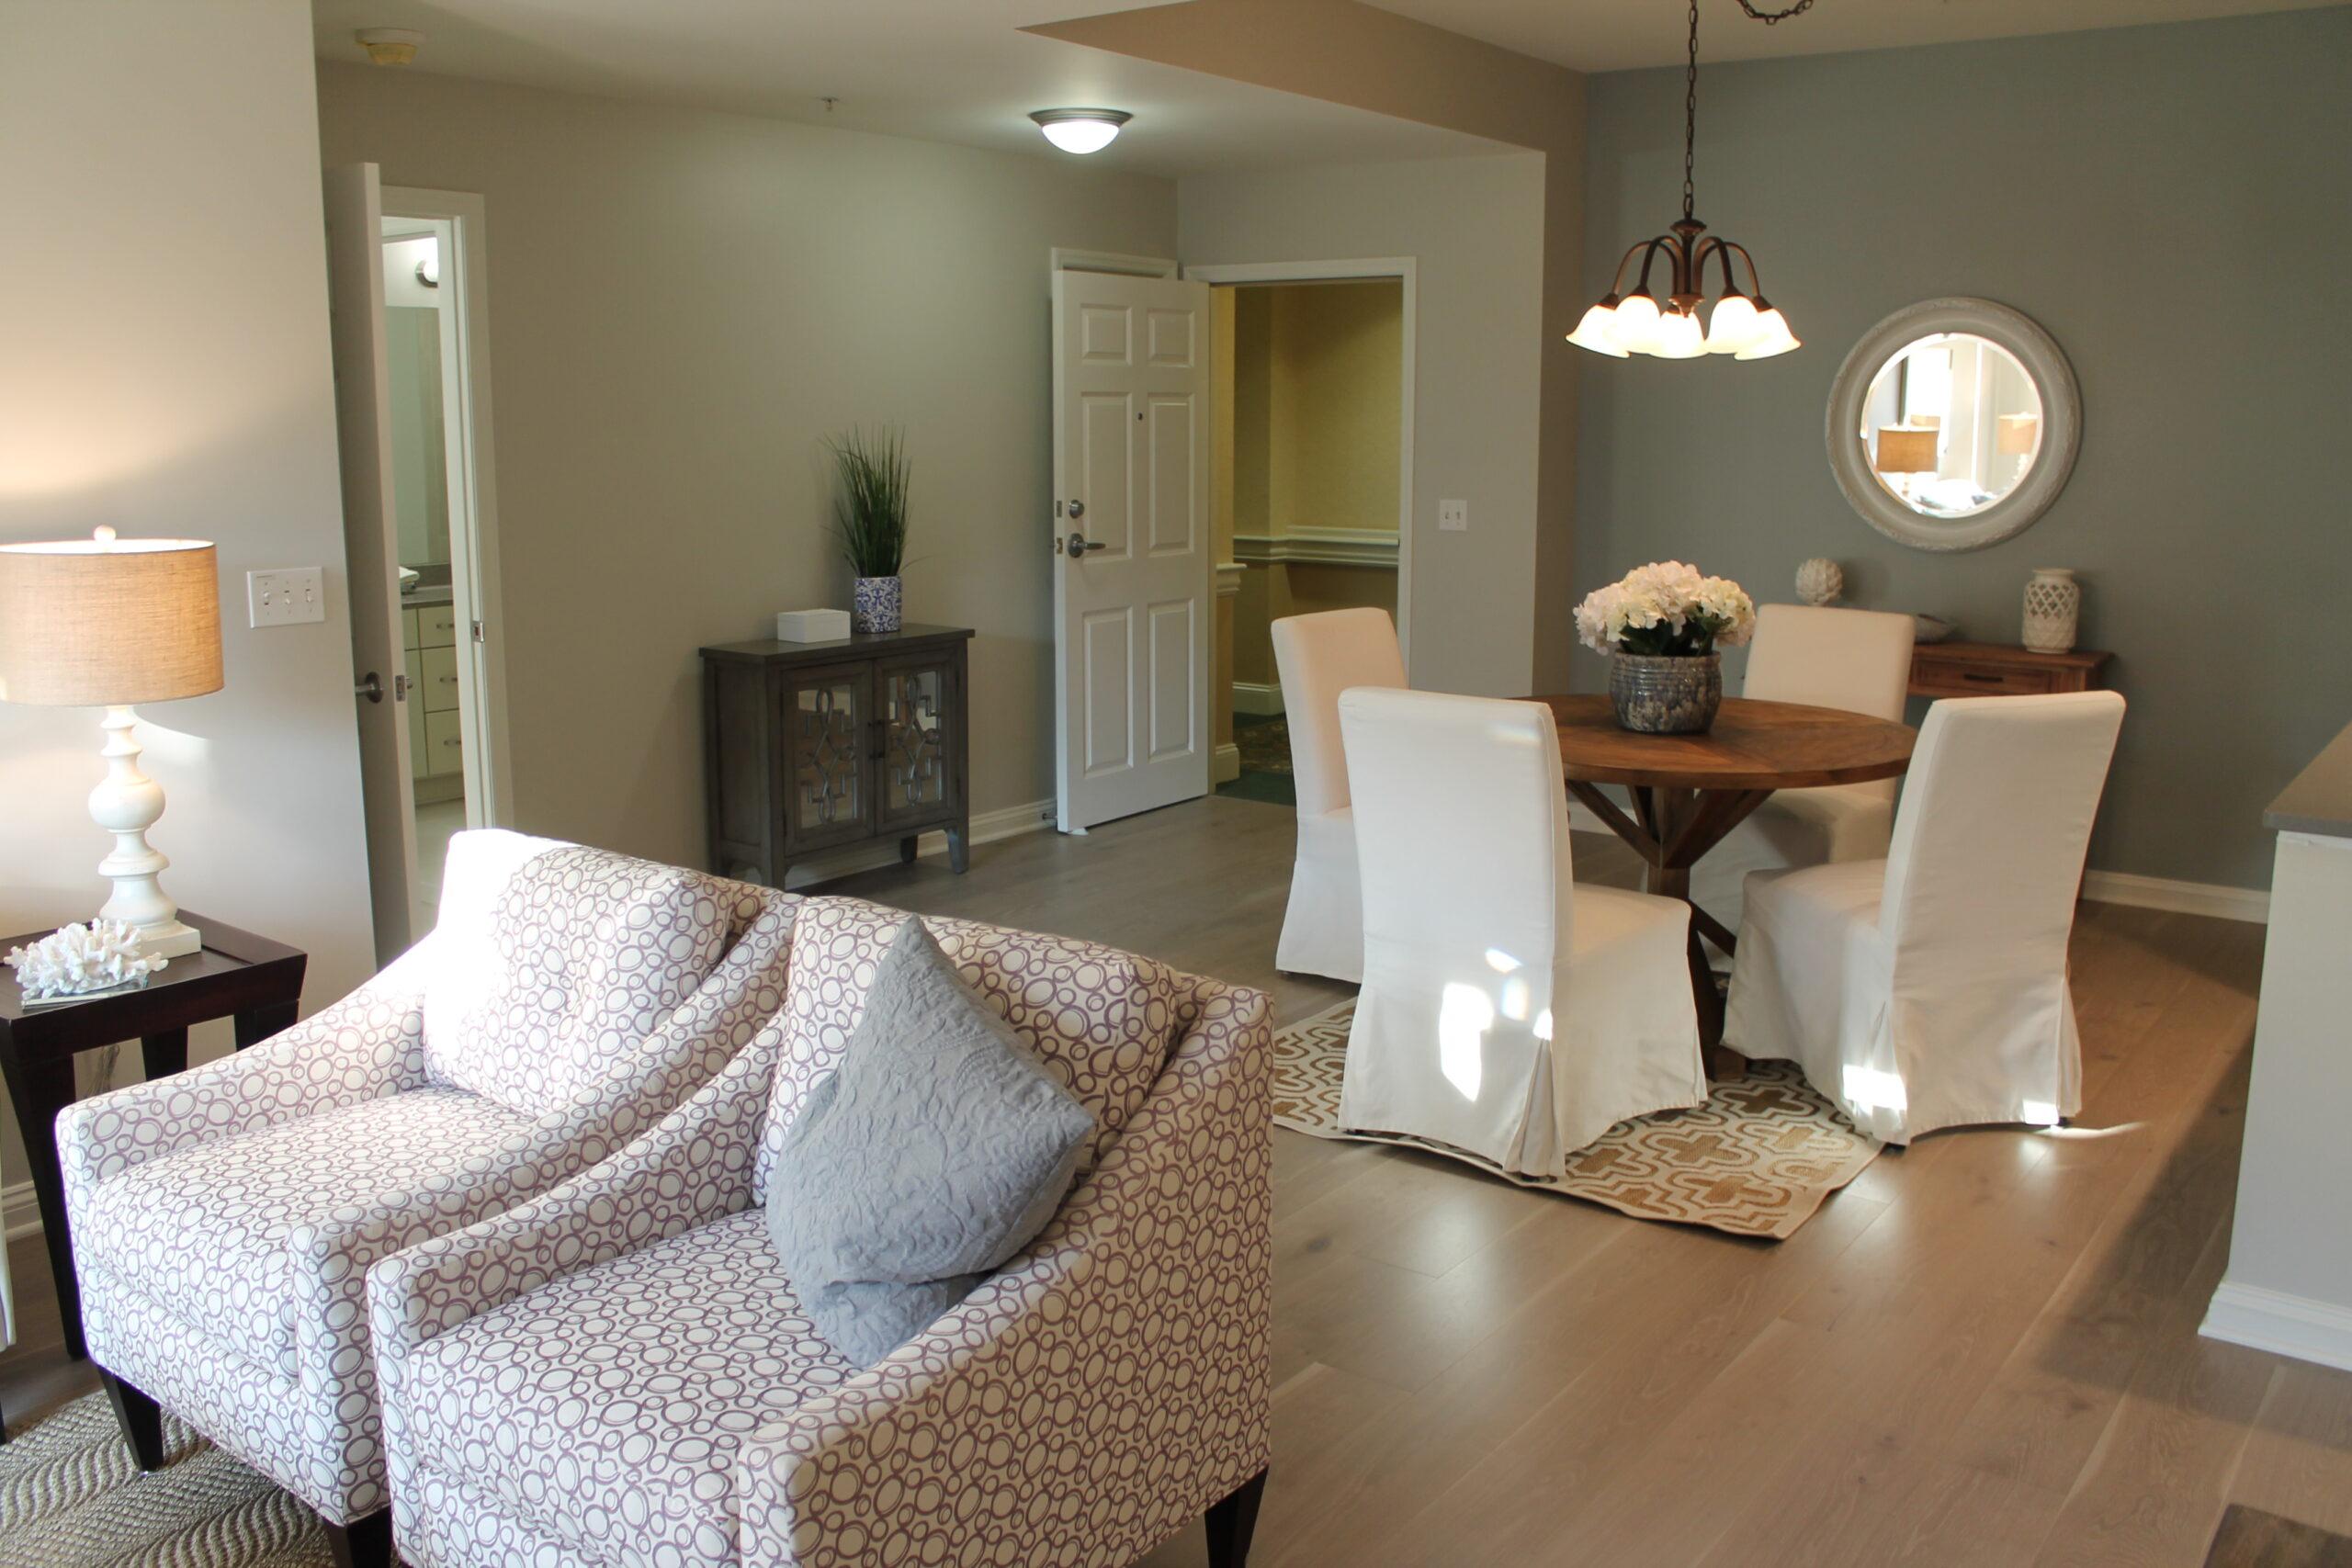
308, 0, 1511, 176
1363, 0, 2349, 73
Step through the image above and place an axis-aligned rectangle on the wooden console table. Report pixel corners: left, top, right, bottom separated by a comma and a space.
0, 915, 306, 1368
1909, 641, 2111, 699
702, 625, 973, 889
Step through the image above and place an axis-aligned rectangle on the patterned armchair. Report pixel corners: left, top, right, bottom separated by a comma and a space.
367, 895, 1274, 1568
57, 831, 798, 1566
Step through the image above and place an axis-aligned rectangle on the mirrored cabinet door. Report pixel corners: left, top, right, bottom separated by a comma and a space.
786, 664, 873, 850
878, 660, 954, 827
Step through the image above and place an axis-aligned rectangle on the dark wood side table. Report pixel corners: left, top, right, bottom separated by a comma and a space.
702, 625, 974, 889
0, 914, 305, 1362
1909, 641, 2111, 698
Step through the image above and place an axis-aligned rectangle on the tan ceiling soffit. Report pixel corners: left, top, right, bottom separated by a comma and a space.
1024, 0, 1581, 153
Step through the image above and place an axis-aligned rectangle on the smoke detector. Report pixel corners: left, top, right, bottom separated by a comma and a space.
356, 28, 425, 67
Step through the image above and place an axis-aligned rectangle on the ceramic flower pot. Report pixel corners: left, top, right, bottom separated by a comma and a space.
853, 574, 903, 635
1610, 651, 1723, 734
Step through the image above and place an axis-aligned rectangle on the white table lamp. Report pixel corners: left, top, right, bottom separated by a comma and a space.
0, 527, 223, 957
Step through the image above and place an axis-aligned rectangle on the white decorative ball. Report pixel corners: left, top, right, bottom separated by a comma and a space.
1795, 558, 1844, 607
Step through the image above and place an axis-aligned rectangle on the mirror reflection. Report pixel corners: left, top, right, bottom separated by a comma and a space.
1856, 333, 2043, 519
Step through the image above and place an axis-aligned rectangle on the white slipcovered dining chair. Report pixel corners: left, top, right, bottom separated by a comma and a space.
1691, 603, 1918, 960
1336, 688, 1706, 1176
1724, 691, 2125, 1145
1272, 606, 1406, 982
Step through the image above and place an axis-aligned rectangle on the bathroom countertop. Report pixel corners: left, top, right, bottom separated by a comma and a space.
401, 587, 454, 609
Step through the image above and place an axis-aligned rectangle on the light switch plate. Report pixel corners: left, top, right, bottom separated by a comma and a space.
1439, 499, 1468, 532
247, 568, 324, 627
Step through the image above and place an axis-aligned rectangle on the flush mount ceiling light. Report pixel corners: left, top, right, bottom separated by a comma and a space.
356, 28, 425, 67
1029, 108, 1132, 155
1567, 0, 1812, 363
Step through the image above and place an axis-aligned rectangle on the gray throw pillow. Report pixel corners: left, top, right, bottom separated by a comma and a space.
767, 918, 1097, 1366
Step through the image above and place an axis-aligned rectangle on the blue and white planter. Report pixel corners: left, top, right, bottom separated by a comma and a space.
853, 575, 903, 635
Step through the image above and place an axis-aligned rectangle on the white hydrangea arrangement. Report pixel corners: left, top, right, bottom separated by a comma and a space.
5, 919, 169, 1002
1574, 560, 1757, 658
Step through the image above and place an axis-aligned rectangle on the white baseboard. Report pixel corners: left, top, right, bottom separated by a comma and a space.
1214, 742, 1241, 784
781, 797, 1055, 892
1233, 682, 1284, 717
5, 1179, 36, 1241
2202, 1280, 2352, 1371
2082, 870, 2268, 924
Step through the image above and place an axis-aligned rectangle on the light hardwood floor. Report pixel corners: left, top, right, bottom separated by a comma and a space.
5, 794, 2346, 1566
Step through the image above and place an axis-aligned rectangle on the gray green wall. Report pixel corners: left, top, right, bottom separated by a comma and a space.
1577, 7, 2352, 891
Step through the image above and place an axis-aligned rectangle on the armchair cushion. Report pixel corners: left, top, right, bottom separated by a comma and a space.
75, 1085, 537, 1382
766, 919, 1095, 1366
399, 1210, 853, 1568
425, 843, 738, 1118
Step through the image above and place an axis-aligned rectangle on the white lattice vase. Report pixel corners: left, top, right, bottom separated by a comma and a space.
2021, 568, 2080, 653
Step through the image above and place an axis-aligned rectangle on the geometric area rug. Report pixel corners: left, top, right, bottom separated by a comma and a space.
0, 1393, 334, 1568
1273, 999, 1881, 1240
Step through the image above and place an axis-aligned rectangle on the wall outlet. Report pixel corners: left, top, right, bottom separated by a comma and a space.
247, 568, 324, 627
1439, 499, 1469, 532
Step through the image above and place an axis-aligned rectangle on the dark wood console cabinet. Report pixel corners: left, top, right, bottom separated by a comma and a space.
701, 624, 973, 889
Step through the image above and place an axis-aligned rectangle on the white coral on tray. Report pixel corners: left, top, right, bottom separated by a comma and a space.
6, 919, 168, 1001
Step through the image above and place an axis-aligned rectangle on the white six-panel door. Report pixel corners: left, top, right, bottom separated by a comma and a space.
1052, 270, 1213, 832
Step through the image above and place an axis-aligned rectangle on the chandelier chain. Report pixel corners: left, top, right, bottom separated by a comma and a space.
1736, 0, 1815, 20
1682, 0, 1698, 221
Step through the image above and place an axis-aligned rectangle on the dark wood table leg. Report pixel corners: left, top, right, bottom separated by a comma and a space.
3, 1051, 87, 1359
140, 1026, 188, 1080
232, 1002, 299, 1050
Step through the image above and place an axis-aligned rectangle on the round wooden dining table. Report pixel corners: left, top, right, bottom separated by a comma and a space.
1533, 694, 1917, 1057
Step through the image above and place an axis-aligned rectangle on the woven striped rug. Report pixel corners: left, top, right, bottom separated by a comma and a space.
0, 1394, 330, 1567
1273, 999, 1880, 1239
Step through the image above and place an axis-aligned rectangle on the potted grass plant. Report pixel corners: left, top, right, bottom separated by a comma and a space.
1574, 560, 1756, 733
826, 426, 912, 633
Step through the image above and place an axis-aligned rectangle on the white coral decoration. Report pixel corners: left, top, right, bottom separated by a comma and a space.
5, 919, 168, 1000
1796, 557, 1843, 606
1575, 560, 1756, 655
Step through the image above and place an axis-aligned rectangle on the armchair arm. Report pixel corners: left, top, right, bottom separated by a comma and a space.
733, 978, 1272, 1568
529, 895, 797, 1168
365, 1011, 786, 1374
57, 938, 435, 1202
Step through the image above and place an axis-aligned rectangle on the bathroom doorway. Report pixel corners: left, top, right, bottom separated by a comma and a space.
1200, 271, 1408, 807
380, 191, 507, 928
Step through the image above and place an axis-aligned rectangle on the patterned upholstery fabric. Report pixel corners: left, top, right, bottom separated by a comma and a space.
58, 832, 799, 1528
426, 844, 737, 1116
76, 1087, 537, 1382
403, 1212, 854, 1567
370, 896, 1273, 1568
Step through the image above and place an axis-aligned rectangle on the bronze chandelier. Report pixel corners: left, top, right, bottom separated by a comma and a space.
1567, 0, 1812, 361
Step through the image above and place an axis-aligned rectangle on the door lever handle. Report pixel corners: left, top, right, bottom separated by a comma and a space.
356, 672, 383, 704
1066, 531, 1107, 556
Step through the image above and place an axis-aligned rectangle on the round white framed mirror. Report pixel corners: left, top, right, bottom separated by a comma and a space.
1826, 298, 2080, 551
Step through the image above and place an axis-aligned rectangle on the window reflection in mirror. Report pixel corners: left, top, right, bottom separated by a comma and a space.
1856, 333, 2043, 520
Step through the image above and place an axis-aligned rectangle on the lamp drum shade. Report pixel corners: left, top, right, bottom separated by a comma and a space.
0, 537, 223, 705
1873, 427, 1940, 477
1997, 412, 2042, 456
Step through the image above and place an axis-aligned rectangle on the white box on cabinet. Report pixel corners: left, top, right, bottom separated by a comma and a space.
775, 608, 852, 643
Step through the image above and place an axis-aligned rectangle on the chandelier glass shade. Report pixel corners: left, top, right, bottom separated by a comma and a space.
1568, 0, 1809, 363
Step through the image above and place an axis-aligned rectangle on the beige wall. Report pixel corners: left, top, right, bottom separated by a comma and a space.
315, 65, 1179, 867
0, 0, 377, 1195
1233, 282, 1402, 539
1182, 153, 1548, 700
